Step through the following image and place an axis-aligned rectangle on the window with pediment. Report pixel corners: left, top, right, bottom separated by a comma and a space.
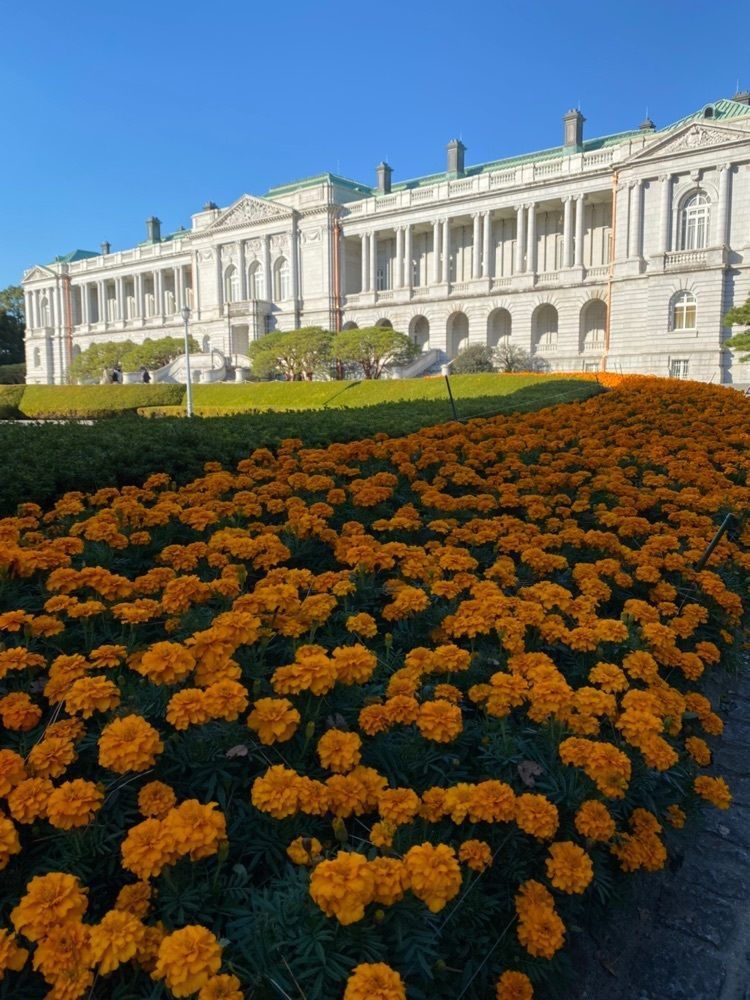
679, 192, 710, 251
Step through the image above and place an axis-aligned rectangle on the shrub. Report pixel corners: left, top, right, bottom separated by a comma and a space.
451, 345, 496, 374
0, 385, 24, 418
19, 384, 186, 419
0, 363, 26, 384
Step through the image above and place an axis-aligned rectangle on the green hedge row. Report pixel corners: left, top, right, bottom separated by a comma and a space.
0, 380, 600, 514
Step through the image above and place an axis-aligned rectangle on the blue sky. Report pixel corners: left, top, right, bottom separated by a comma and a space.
0, 0, 744, 288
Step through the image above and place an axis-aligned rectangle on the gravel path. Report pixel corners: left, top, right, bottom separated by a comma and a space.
573, 664, 750, 1000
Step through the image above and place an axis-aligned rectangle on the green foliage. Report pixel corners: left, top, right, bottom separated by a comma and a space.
451, 344, 497, 374
0, 385, 24, 418
18, 384, 186, 419
494, 342, 548, 373
248, 327, 333, 380
0, 379, 599, 513
0, 284, 25, 364
0, 363, 26, 384
69, 336, 200, 381
724, 297, 750, 361
331, 326, 420, 378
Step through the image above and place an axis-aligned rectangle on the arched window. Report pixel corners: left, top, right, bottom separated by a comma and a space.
672, 291, 696, 330
248, 262, 265, 300
580, 300, 607, 351
273, 258, 290, 300
40, 296, 50, 327
487, 308, 511, 348
680, 192, 710, 251
447, 313, 469, 357
533, 305, 558, 351
410, 316, 430, 351
224, 266, 240, 303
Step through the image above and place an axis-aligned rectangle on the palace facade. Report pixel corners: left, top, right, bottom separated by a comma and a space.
22, 94, 750, 384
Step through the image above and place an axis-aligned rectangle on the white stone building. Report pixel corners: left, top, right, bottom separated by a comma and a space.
22, 94, 750, 384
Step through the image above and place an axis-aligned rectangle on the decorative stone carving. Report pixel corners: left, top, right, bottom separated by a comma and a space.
301, 229, 322, 244
270, 234, 289, 250
246, 239, 262, 253
206, 195, 291, 233
197, 249, 214, 263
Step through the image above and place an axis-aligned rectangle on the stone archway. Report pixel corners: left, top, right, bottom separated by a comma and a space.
447, 312, 469, 357
532, 304, 558, 353
487, 308, 512, 348
409, 315, 430, 351
579, 299, 606, 352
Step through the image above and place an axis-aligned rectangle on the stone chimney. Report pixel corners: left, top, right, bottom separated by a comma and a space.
146, 217, 162, 243
732, 89, 750, 106
446, 139, 466, 177
376, 161, 392, 194
562, 109, 585, 152
100, 241, 111, 256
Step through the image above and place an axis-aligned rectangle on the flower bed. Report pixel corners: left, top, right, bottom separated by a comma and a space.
0, 376, 746, 999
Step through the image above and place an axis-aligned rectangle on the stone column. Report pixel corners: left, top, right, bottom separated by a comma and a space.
339, 232, 347, 298
629, 180, 643, 258
191, 254, 200, 314
472, 213, 482, 279
116, 277, 124, 321
80, 285, 88, 325
658, 175, 672, 254
369, 231, 378, 292
360, 234, 368, 291
176, 266, 184, 312
563, 196, 574, 268
432, 220, 441, 284
574, 194, 585, 267
98, 282, 106, 325
442, 219, 451, 284
155, 270, 164, 317
514, 205, 526, 273
238, 243, 247, 301
718, 164, 732, 246
49, 287, 57, 328
395, 226, 404, 288
25, 291, 34, 330
482, 211, 492, 278
290, 225, 299, 311
526, 204, 537, 274
404, 224, 412, 290
135, 274, 144, 318
263, 238, 272, 300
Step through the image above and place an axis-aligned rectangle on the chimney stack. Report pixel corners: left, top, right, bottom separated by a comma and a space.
446, 139, 466, 177
562, 109, 585, 152
376, 161, 392, 194
100, 241, 111, 256
146, 217, 162, 243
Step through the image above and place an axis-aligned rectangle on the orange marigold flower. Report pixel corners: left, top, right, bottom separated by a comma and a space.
378, 787, 420, 826
0, 750, 27, 795
345, 613, 378, 639
359, 703, 391, 735
416, 700, 463, 742
114, 881, 152, 919
369, 857, 410, 905
32, 918, 92, 992
163, 799, 227, 861
89, 909, 145, 974
309, 852, 375, 924
516, 901, 565, 959
515, 794, 559, 840
203, 679, 249, 721
404, 842, 462, 913
166, 688, 210, 730
251, 765, 301, 819
317, 729, 362, 773
11, 872, 88, 942
685, 736, 711, 767
344, 962, 406, 1000
0, 928, 28, 979
133, 641, 196, 686
0, 692, 42, 731
574, 800, 615, 841
121, 819, 178, 879
7, 777, 53, 824
27, 736, 76, 779
47, 779, 103, 830
98, 715, 164, 773
138, 780, 177, 819
247, 698, 301, 745
459, 839, 493, 872
198, 974, 244, 1000
665, 804, 686, 829
588, 662, 628, 693
0, 816, 21, 870
370, 820, 397, 849
496, 970, 534, 1000
287, 836, 323, 866
154, 925, 223, 998
545, 841, 594, 894
694, 775, 732, 810
434, 683, 462, 703
333, 644, 378, 684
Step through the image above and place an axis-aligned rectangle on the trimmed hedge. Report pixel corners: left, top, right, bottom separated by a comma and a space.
0, 363, 25, 385
0, 385, 24, 419
18, 384, 186, 418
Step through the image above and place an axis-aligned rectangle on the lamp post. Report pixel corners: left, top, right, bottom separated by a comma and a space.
181, 305, 193, 417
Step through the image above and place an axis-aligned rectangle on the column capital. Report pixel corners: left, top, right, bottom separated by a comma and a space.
562, 194, 574, 203
658, 173, 672, 184
719, 162, 733, 174
629, 178, 643, 189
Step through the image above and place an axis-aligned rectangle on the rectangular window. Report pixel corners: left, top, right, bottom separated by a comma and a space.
669, 359, 689, 379
376, 264, 387, 291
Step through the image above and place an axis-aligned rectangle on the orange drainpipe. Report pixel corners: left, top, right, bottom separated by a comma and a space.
602, 168, 618, 372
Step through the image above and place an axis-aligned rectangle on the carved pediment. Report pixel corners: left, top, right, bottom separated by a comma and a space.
205, 195, 292, 233
23, 265, 55, 283
627, 121, 750, 164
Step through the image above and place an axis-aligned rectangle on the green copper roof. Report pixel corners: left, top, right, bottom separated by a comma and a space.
266, 171, 373, 197
49, 249, 99, 265
663, 97, 750, 132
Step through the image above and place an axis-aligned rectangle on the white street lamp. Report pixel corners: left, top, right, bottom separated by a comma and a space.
181, 305, 193, 418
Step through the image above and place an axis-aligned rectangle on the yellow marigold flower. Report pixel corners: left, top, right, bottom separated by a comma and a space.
317, 729, 362, 773
271, 646, 337, 696
496, 970, 534, 1000
378, 788, 420, 826
665, 804, 686, 829
0, 749, 27, 796
344, 962, 406, 1000
154, 925, 223, 998
470, 780, 517, 823
309, 852, 375, 924
166, 688, 210, 730
0, 816, 21, 870
694, 775, 732, 810
359, 702, 391, 735
369, 857, 410, 905
246, 698, 300, 745
685, 736, 711, 767
88, 643, 127, 669
163, 799, 228, 861
0, 610, 30, 631
27, 736, 77, 779
516, 901, 566, 959
7, 777, 53, 824
588, 662, 628, 693
370, 820, 396, 849
0, 692, 42, 731
198, 974, 244, 1000
251, 765, 301, 819
345, 613, 378, 639
89, 909, 145, 974
404, 843, 462, 913
114, 881, 152, 919
98, 715, 164, 773
420, 787, 447, 822
515, 794, 559, 840
434, 683, 462, 703
32, 919, 93, 992
203, 678, 249, 721
296, 776, 330, 815
459, 839, 493, 872
0, 928, 28, 980
416, 700, 463, 742
138, 780, 177, 819
133, 641, 196, 686
574, 800, 615, 841
333, 644, 378, 684
121, 818, 178, 879
135, 921, 166, 972
12, 872, 88, 942
287, 836, 323, 866
47, 779, 103, 830
545, 841, 594, 894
